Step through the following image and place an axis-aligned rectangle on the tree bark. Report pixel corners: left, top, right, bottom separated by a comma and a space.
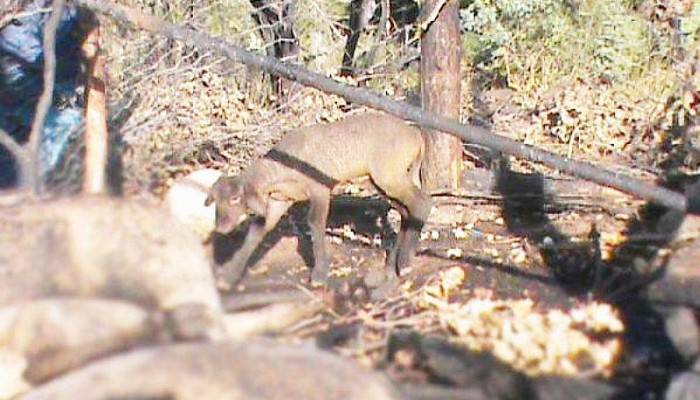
419, 0, 462, 192
341, 0, 376, 77
80, 11, 109, 195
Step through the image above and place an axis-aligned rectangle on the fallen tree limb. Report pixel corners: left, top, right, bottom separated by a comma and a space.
223, 301, 325, 340
222, 289, 312, 312
74, 0, 689, 212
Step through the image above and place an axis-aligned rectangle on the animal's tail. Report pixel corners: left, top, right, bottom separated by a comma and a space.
411, 132, 426, 190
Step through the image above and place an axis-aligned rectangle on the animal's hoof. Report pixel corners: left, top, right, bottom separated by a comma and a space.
217, 266, 245, 291
370, 277, 401, 301
215, 276, 233, 292
310, 270, 329, 287
364, 269, 388, 288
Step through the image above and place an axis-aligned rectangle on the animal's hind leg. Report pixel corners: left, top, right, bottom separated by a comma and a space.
395, 188, 431, 273
371, 178, 432, 277
307, 189, 332, 284
370, 186, 430, 301
385, 200, 409, 276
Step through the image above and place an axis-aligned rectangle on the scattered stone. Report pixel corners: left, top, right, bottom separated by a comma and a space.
648, 241, 700, 307
0, 197, 225, 339
532, 376, 618, 400
0, 298, 156, 385
21, 340, 401, 400
663, 306, 700, 361
666, 370, 700, 400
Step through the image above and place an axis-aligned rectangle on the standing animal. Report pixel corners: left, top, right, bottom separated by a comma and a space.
206, 113, 432, 285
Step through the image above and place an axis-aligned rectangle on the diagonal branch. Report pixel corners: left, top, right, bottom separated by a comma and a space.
0, 7, 52, 30
0, 127, 32, 182
73, 0, 690, 213
26, 0, 66, 194
415, 0, 449, 38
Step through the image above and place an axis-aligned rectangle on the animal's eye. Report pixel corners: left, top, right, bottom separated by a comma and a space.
10, 18, 22, 26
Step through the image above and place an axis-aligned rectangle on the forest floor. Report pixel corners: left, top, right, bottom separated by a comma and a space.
184, 96, 698, 397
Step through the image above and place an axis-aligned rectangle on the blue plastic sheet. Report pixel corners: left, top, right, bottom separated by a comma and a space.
0, 0, 85, 187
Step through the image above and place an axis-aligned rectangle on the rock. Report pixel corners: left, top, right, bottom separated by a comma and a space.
0, 298, 157, 385
0, 197, 225, 339
664, 306, 700, 361
418, 336, 533, 399
386, 331, 534, 399
666, 370, 700, 400
647, 215, 700, 307
387, 331, 619, 400
164, 168, 222, 239
532, 376, 618, 400
21, 340, 401, 400
0, 350, 30, 400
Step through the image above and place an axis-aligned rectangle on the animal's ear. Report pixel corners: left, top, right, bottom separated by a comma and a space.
205, 176, 227, 206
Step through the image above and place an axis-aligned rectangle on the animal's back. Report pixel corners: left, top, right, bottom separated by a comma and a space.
270, 114, 423, 184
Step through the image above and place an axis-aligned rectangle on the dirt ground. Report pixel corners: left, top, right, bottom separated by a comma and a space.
205, 157, 689, 396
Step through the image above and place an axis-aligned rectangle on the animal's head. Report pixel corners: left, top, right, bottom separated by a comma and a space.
205, 176, 247, 234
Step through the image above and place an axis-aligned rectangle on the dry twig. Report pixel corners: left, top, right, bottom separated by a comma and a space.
26, 0, 66, 194
0, 127, 31, 181
0, 7, 51, 29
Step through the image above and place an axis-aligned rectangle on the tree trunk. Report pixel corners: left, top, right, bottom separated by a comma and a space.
340, 0, 376, 77
80, 12, 109, 195
419, 0, 462, 192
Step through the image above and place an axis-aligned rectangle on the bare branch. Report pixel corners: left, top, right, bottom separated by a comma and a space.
0, 127, 32, 182
415, 0, 449, 37
364, 0, 390, 73
73, 0, 690, 212
26, 0, 66, 195
0, 7, 52, 29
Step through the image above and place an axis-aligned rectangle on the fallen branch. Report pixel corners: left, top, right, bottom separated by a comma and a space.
223, 301, 325, 340
74, 0, 690, 212
222, 289, 312, 312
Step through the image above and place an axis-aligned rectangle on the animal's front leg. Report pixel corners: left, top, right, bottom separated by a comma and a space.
221, 221, 265, 285
222, 199, 292, 286
395, 189, 431, 273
